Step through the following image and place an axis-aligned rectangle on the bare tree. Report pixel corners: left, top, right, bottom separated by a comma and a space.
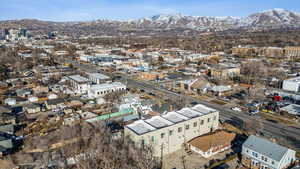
241, 61, 267, 84
10, 122, 159, 169
103, 90, 126, 103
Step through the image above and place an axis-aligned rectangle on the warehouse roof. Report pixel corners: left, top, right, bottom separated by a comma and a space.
88, 73, 110, 80
126, 120, 156, 135
68, 75, 89, 83
126, 104, 218, 135
285, 76, 300, 82
90, 82, 126, 91
279, 104, 300, 115
192, 104, 217, 114
161, 111, 189, 123
145, 116, 174, 129
176, 108, 202, 118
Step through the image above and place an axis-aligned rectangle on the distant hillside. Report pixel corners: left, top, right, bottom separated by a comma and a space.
1, 8, 300, 36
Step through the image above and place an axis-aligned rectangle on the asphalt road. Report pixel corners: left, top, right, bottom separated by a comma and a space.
125, 77, 300, 151
69, 61, 300, 151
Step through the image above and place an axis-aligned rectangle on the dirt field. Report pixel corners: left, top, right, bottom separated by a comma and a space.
210, 99, 228, 106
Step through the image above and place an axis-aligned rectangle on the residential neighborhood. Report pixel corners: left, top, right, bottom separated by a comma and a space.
1, 2, 300, 169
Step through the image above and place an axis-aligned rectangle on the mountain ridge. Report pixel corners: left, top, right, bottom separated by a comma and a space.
1, 8, 300, 35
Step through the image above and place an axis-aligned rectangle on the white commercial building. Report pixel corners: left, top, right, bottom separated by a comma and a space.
87, 73, 111, 84
282, 77, 300, 93
68, 75, 90, 95
279, 104, 300, 115
88, 82, 126, 98
124, 104, 219, 157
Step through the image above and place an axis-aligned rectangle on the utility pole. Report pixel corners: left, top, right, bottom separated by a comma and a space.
160, 144, 164, 169
181, 155, 186, 169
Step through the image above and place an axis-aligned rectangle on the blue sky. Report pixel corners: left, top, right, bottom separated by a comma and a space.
1, 0, 300, 21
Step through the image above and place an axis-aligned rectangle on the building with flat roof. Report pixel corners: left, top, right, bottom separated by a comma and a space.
282, 77, 300, 93
68, 75, 90, 95
87, 73, 111, 84
242, 135, 296, 169
87, 82, 126, 98
124, 104, 219, 157
68, 75, 89, 83
279, 104, 300, 116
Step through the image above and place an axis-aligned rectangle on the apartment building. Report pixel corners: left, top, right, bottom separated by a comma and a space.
87, 82, 126, 98
232, 46, 258, 57
124, 104, 219, 157
242, 135, 296, 169
262, 47, 284, 58
210, 64, 240, 80
284, 46, 300, 61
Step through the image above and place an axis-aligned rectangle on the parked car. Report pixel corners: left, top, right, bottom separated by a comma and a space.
190, 101, 199, 106
249, 109, 259, 116
252, 102, 261, 107
231, 107, 242, 112
222, 97, 231, 101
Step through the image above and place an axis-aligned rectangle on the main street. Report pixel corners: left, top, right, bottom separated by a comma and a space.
69, 60, 300, 151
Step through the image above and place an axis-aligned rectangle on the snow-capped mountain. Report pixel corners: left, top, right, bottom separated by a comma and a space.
128, 8, 300, 30
245, 8, 300, 27
1, 8, 300, 35
129, 13, 242, 30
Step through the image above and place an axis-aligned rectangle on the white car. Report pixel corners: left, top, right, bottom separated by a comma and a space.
232, 107, 242, 112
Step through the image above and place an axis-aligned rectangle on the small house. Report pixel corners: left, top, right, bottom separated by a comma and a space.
16, 88, 32, 98
210, 85, 232, 96
45, 98, 66, 110
242, 135, 296, 169
24, 103, 41, 114
0, 139, 13, 156
0, 124, 14, 135
188, 130, 236, 158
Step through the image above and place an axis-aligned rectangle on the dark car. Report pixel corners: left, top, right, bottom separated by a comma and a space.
190, 101, 199, 106
149, 93, 156, 96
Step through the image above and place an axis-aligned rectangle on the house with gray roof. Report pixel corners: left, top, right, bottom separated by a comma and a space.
0, 106, 11, 114
0, 124, 14, 135
210, 85, 232, 96
16, 88, 32, 97
242, 135, 296, 169
45, 98, 66, 110
0, 139, 13, 156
